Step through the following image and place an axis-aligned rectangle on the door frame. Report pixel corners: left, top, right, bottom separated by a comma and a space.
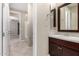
0, 3, 3, 56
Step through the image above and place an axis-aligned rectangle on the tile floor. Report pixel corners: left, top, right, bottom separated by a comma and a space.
9, 38, 32, 56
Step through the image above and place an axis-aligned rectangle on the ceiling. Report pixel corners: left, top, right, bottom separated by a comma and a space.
9, 3, 28, 13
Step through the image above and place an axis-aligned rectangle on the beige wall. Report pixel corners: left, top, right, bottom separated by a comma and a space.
37, 3, 50, 56
20, 13, 26, 40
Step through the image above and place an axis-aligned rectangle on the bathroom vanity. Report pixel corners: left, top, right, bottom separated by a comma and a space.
49, 36, 79, 56
49, 3, 79, 56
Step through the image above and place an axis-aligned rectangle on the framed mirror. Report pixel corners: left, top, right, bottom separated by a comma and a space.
58, 3, 79, 32
50, 9, 56, 28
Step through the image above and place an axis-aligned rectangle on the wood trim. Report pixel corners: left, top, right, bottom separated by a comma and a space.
51, 9, 56, 27
58, 3, 79, 32
78, 3, 79, 30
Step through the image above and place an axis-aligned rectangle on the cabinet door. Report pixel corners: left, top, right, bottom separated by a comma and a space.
49, 43, 52, 55
57, 46, 63, 56
63, 47, 79, 56
50, 44, 58, 56
49, 43, 63, 56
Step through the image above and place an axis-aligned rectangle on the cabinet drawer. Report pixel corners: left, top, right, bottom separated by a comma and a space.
56, 39, 64, 46
49, 37, 57, 43
49, 37, 64, 46
63, 41, 79, 51
63, 47, 79, 56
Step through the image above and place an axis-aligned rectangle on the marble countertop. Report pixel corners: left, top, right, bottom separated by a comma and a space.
49, 34, 79, 43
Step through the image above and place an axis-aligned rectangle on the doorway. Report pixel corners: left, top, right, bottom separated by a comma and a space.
1, 3, 33, 56
9, 3, 33, 56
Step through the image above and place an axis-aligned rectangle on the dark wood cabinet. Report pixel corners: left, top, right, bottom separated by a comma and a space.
49, 37, 79, 56
63, 47, 79, 56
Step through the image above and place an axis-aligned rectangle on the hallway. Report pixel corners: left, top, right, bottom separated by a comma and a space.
8, 3, 33, 56
9, 38, 32, 56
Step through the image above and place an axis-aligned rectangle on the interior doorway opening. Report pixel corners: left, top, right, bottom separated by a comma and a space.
8, 3, 33, 56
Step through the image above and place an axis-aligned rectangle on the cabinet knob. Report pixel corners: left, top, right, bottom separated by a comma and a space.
58, 47, 62, 50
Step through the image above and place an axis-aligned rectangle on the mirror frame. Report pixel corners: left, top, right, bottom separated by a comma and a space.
58, 3, 79, 32
51, 9, 56, 27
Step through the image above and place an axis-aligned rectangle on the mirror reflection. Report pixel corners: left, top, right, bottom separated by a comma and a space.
60, 3, 78, 30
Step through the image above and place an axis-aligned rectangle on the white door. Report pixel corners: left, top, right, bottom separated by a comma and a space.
2, 3, 10, 56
